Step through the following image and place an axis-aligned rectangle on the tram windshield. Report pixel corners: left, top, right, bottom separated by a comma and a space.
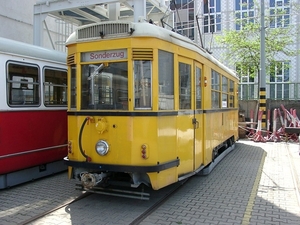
81, 62, 128, 110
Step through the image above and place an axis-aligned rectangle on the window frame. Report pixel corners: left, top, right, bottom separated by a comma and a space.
6, 61, 40, 107
43, 67, 67, 107
203, 0, 222, 33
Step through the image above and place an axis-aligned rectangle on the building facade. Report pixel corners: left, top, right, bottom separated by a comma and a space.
0, 0, 75, 51
1, 0, 299, 100
172, 0, 300, 100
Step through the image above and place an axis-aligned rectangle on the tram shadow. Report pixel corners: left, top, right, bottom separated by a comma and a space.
64, 180, 184, 224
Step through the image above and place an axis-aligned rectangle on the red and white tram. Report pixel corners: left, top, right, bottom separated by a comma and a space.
0, 37, 67, 188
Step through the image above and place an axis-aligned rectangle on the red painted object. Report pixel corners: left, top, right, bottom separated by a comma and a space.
0, 110, 67, 174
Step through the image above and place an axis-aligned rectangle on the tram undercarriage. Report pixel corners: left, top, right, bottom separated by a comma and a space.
68, 136, 235, 200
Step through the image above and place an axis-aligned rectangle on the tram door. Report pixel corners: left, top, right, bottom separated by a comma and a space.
194, 62, 204, 170
178, 57, 194, 173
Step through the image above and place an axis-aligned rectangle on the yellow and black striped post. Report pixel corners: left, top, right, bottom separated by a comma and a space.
259, 2, 266, 131
259, 87, 266, 129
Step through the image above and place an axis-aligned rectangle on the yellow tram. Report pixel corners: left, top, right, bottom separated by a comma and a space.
64, 21, 239, 194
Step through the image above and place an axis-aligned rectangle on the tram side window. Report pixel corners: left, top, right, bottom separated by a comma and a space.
196, 67, 202, 109
179, 62, 191, 109
7, 62, 40, 106
44, 68, 67, 106
134, 60, 152, 109
158, 50, 174, 110
222, 75, 228, 108
211, 70, 220, 108
229, 80, 235, 108
70, 66, 77, 109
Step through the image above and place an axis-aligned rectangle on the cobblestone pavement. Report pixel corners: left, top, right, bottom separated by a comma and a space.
0, 171, 80, 225
1, 140, 300, 225
140, 140, 300, 225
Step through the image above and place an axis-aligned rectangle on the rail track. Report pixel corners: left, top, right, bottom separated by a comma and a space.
25, 181, 187, 225
20, 192, 92, 225
4, 173, 188, 225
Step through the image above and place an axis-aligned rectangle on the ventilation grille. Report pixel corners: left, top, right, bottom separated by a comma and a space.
77, 22, 131, 40
132, 49, 153, 60
67, 54, 75, 66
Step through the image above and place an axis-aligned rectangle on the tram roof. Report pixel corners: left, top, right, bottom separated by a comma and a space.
66, 21, 237, 78
0, 37, 66, 64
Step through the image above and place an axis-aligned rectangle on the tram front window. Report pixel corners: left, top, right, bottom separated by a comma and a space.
81, 62, 128, 110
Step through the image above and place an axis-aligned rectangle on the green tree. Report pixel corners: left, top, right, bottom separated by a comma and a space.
216, 1, 299, 78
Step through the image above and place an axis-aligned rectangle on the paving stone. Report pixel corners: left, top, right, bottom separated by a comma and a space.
1, 140, 300, 225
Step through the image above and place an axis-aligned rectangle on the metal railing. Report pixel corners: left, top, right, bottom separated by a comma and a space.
239, 82, 300, 100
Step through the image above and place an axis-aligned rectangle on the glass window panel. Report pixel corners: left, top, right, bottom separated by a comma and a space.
270, 9, 275, 15
179, 62, 191, 109
249, 0, 254, 8
235, 0, 240, 10
211, 70, 220, 90
81, 62, 128, 110
44, 68, 67, 106
270, 0, 290, 28
196, 67, 202, 109
269, 61, 290, 99
284, 63, 289, 81
222, 76, 228, 92
7, 62, 40, 106
235, 0, 255, 30
216, 0, 221, 12
203, 0, 221, 33
222, 93, 228, 108
70, 66, 76, 109
204, 16, 209, 33
276, 84, 282, 98
270, 0, 275, 7
284, 15, 289, 27
134, 61, 152, 109
216, 15, 221, 31
249, 11, 254, 17
230, 80, 234, 92
159, 50, 174, 110
277, 1, 283, 6
241, 84, 247, 100
204, 1, 209, 13
270, 84, 275, 98
284, 84, 289, 98
212, 91, 220, 108
229, 80, 234, 107
242, 0, 247, 10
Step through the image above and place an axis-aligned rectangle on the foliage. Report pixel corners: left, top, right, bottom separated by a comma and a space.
215, 1, 299, 78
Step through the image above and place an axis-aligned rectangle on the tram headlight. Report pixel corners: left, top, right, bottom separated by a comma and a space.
95, 140, 109, 156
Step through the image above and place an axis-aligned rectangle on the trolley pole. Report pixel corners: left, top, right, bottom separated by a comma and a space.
259, 1, 267, 130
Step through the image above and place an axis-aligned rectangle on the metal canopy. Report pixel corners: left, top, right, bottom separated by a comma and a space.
33, 0, 171, 47
49, 2, 167, 24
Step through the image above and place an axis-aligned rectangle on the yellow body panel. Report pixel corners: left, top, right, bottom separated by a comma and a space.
176, 114, 194, 174
147, 168, 178, 190
68, 115, 180, 165
203, 110, 239, 165
194, 113, 204, 169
